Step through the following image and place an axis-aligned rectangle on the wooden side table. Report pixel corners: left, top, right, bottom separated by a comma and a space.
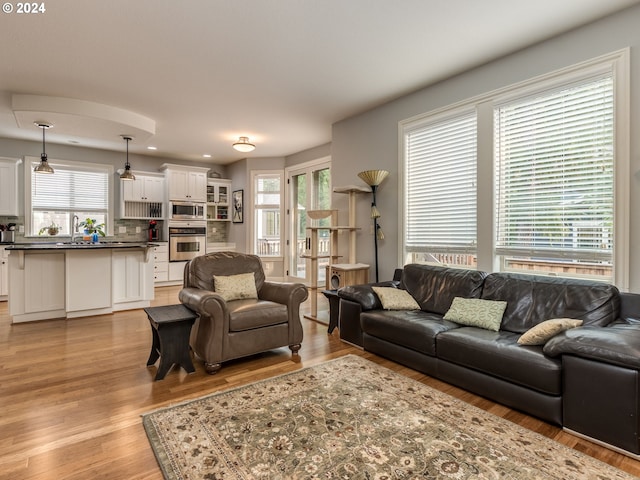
144, 304, 198, 381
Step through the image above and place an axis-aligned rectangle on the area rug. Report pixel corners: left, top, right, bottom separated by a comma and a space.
142, 355, 633, 480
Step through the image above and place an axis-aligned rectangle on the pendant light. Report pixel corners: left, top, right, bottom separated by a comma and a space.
119, 135, 135, 181
232, 136, 255, 152
34, 122, 54, 174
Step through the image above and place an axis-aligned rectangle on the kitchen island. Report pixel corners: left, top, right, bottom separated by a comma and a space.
7, 242, 156, 323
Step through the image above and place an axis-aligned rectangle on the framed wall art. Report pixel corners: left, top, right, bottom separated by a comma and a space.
232, 189, 244, 223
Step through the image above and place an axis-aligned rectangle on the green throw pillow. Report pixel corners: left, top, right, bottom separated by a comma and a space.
517, 318, 583, 346
372, 286, 420, 310
443, 297, 507, 332
213, 272, 258, 302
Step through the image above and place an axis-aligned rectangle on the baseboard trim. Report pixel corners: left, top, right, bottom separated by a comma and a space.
563, 427, 640, 460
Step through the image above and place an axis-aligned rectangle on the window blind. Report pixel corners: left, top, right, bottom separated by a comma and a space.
405, 112, 477, 254
32, 163, 109, 211
494, 74, 614, 262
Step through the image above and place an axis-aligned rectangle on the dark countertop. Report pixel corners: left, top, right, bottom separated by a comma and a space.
5, 241, 157, 251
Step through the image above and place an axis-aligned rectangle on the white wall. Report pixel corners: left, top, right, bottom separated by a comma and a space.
331, 4, 640, 291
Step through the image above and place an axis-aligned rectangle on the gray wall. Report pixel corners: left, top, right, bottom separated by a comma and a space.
331, 4, 640, 291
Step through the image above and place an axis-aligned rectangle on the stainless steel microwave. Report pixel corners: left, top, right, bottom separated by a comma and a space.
170, 201, 205, 220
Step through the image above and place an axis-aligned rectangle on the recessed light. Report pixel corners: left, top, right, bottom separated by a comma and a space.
202, 154, 212, 158
68, 140, 80, 144
147, 146, 157, 150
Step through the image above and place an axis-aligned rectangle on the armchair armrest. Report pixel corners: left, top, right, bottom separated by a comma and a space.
543, 323, 640, 369
259, 281, 308, 307
179, 287, 227, 319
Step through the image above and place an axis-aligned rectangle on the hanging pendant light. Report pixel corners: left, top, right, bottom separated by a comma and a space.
34, 122, 54, 174
232, 136, 255, 152
119, 135, 135, 180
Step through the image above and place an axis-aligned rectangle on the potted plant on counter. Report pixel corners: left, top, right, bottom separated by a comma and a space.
79, 218, 105, 243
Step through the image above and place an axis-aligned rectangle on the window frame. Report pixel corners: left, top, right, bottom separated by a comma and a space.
399, 48, 630, 289
250, 170, 284, 258
25, 156, 114, 237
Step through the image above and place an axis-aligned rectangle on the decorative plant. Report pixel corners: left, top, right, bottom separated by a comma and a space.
38, 222, 60, 236
78, 218, 106, 237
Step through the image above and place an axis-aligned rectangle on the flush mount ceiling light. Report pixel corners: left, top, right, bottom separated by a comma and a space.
34, 122, 54, 174
119, 135, 135, 181
232, 136, 255, 153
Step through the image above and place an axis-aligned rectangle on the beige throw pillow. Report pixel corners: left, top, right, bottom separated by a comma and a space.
213, 272, 258, 302
517, 318, 583, 345
443, 297, 507, 332
372, 286, 420, 310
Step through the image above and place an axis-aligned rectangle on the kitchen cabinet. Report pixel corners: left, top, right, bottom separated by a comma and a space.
162, 164, 208, 202
207, 179, 232, 221
66, 250, 112, 313
7, 245, 154, 322
153, 242, 169, 283
120, 173, 164, 219
122, 175, 164, 202
0, 157, 20, 216
112, 249, 153, 307
9, 251, 66, 320
0, 247, 8, 299
169, 260, 187, 283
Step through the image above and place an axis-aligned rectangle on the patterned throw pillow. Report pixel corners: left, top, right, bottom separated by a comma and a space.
372, 286, 420, 310
213, 272, 258, 302
517, 318, 583, 345
443, 297, 507, 332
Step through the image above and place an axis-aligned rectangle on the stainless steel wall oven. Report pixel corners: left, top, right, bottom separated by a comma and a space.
168, 222, 206, 262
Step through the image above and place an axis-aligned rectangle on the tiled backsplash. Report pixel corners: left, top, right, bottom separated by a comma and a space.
0, 216, 229, 244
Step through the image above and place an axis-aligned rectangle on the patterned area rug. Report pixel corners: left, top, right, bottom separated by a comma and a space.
143, 355, 633, 479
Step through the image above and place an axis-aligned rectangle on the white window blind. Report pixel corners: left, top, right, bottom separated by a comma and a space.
32, 165, 109, 211
495, 74, 614, 262
405, 111, 477, 255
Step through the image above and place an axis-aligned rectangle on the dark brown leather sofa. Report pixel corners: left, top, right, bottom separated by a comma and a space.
337, 264, 640, 457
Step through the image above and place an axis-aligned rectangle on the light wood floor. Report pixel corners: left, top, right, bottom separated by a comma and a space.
1, 286, 639, 479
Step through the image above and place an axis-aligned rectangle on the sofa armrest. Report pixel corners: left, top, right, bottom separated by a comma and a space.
543, 323, 640, 369
337, 280, 398, 311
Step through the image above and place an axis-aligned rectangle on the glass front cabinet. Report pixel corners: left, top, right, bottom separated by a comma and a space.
207, 179, 232, 221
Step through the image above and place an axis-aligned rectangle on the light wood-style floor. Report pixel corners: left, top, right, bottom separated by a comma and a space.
1, 286, 639, 479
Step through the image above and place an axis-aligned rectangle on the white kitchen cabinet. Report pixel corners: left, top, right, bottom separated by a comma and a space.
66, 249, 112, 315
112, 249, 153, 307
162, 164, 208, 202
0, 157, 20, 216
169, 260, 187, 283
206, 179, 232, 221
0, 247, 8, 299
122, 175, 164, 202
120, 173, 164, 219
9, 251, 66, 320
153, 242, 169, 283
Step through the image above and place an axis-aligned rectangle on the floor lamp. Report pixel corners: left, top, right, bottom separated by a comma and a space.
358, 169, 389, 282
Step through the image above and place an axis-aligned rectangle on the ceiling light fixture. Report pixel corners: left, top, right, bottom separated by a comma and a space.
119, 135, 136, 181
232, 136, 255, 153
34, 122, 54, 174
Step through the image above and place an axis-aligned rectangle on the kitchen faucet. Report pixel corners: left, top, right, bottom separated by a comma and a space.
72, 215, 79, 243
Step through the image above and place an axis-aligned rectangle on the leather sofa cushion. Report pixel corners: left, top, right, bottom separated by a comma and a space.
401, 264, 487, 315
361, 310, 460, 356
228, 299, 288, 332
437, 327, 562, 395
481, 273, 619, 333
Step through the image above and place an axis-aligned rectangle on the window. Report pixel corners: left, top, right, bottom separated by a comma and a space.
26, 157, 112, 237
495, 74, 614, 280
400, 49, 629, 286
253, 172, 282, 257
403, 110, 477, 268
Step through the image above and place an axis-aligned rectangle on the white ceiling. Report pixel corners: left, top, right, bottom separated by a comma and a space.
1, 0, 638, 165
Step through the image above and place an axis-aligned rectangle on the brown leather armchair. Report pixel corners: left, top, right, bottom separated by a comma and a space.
178, 251, 308, 374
